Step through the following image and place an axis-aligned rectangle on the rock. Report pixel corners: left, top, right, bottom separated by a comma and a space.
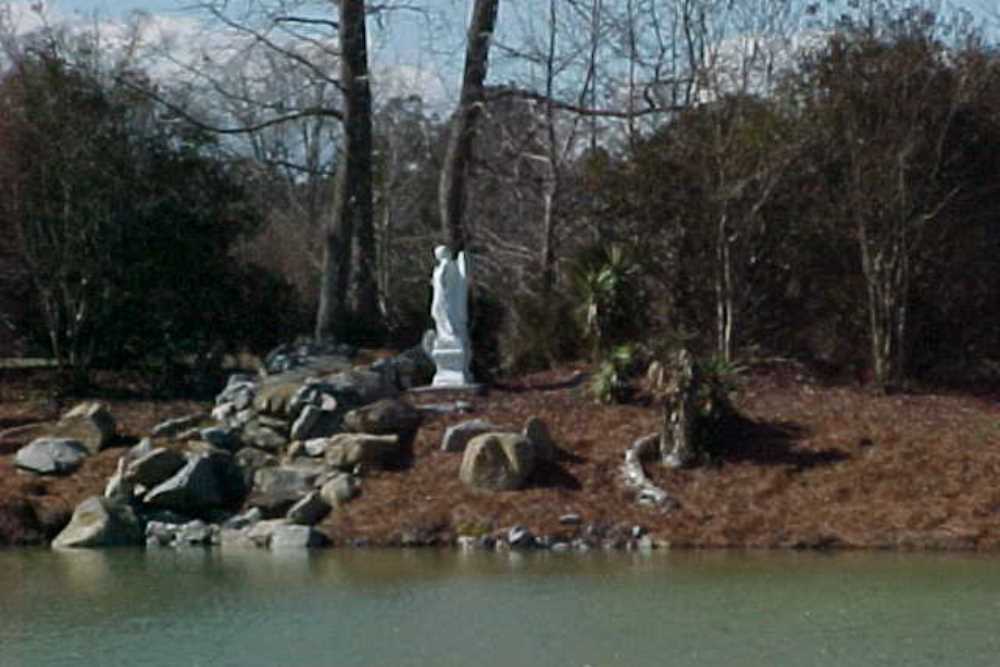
318, 473, 360, 507
459, 433, 536, 492
104, 457, 133, 504
184, 442, 247, 505
247, 519, 288, 547
234, 447, 279, 490
145, 519, 216, 547
15, 438, 89, 475
262, 340, 355, 376
286, 491, 331, 526
375, 344, 435, 391
441, 419, 498, 453
342, 399, 422, 436
143, 455, 225, 513
270, 524, 329, 549
323, 433, 401, 471
303, 438, 331, 458
0, 402, 115, 456
249, 466, 322, 517
324, 368, 398, 405
223, 507, 263, 530
289, 404, 343, 442
253, 379, 305, 418
507, 525, 535, 548
523, 416, 556, 462
558, 513, 583, 526
177, 519, 216, 546
52, 496, 143, 548
241, 420, 289, 453
150, 413, 211, 439
217, 375, 257, 409
60, 402, 116, 454
125, 448, 187, 488
199, 426, 239, 451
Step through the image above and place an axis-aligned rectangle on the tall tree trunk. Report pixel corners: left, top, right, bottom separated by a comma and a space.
316, 0, 376, 341
438, 0, 499, 252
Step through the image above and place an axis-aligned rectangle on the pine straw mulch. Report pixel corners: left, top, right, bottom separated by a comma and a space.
1, 363, 999, 550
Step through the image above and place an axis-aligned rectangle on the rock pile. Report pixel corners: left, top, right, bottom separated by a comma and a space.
42, 344, 434, 550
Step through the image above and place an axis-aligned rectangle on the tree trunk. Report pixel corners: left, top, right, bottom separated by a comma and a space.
438, 0, 499, 252
316, 0, 377, 341
661, 348, 700, 468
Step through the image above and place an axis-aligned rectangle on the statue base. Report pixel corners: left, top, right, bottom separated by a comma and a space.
431, 345, 473, 388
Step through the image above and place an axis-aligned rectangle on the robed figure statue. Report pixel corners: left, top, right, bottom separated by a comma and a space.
429, 245, 473, 386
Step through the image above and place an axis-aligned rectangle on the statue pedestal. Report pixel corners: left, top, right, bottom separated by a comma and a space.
431, 345, 472, 387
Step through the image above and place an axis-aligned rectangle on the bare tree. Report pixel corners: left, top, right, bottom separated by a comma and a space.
438, 0, 500, 252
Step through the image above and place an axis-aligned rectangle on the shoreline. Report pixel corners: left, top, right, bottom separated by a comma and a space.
2, 362, 999, 552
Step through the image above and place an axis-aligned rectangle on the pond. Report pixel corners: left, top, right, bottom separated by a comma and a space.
2, 548, 998, 666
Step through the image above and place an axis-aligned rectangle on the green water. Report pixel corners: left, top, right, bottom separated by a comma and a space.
1, 548, 998, 666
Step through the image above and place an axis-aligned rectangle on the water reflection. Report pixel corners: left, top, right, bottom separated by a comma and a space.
2, 548, 1000, 667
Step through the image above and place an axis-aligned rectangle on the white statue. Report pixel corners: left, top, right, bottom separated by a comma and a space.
430, 245, 473, 386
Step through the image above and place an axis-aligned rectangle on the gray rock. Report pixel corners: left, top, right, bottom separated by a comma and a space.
441, 419, 498, 453
523, 416, 557, 462
271, 524, 329, 549
286, 491, 331, 526
343, 399, 422, 436
199, 426, 239, 451
507, 525, 535, 548
52, 496, 143, 548
234, 447, 279, 490
253, 378, 306, 418
151, 413, 210, 439
143, 455, 225, 513
104, 457, 133, 504
318, 473, 360, 508
558, 513, 583, 526
223, 507, 263, 530
288, 405, 342, 442
15, 438, 89, 475
247, 519, 288, 548
303, 437, 331, 457
125, 447, 187, 488
241, 421, 288, 453
459, 433, 536, 492
249, 466, 322, 517
60, 402, 116, 454
326, 368, 398, 405
177, 519, 216, 546
324, 433, 401, 471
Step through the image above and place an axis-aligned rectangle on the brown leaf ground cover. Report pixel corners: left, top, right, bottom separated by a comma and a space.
1, 363, 999, 550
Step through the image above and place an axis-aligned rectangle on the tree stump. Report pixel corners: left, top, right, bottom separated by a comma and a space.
660, 348, 700, 468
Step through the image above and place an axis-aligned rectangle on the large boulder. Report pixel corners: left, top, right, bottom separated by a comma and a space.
370, 344, 435, 391
459, 433, 537, 492
15, 438, 89, 475
125, 448, 187, 488
248, 465, 322, 517
142, 455, 225, 513
59, 402, 116, 454
342, 399, 422, 436
52, 496, 144, 548
323, 433, 401, 471
441, 419, 499, 453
